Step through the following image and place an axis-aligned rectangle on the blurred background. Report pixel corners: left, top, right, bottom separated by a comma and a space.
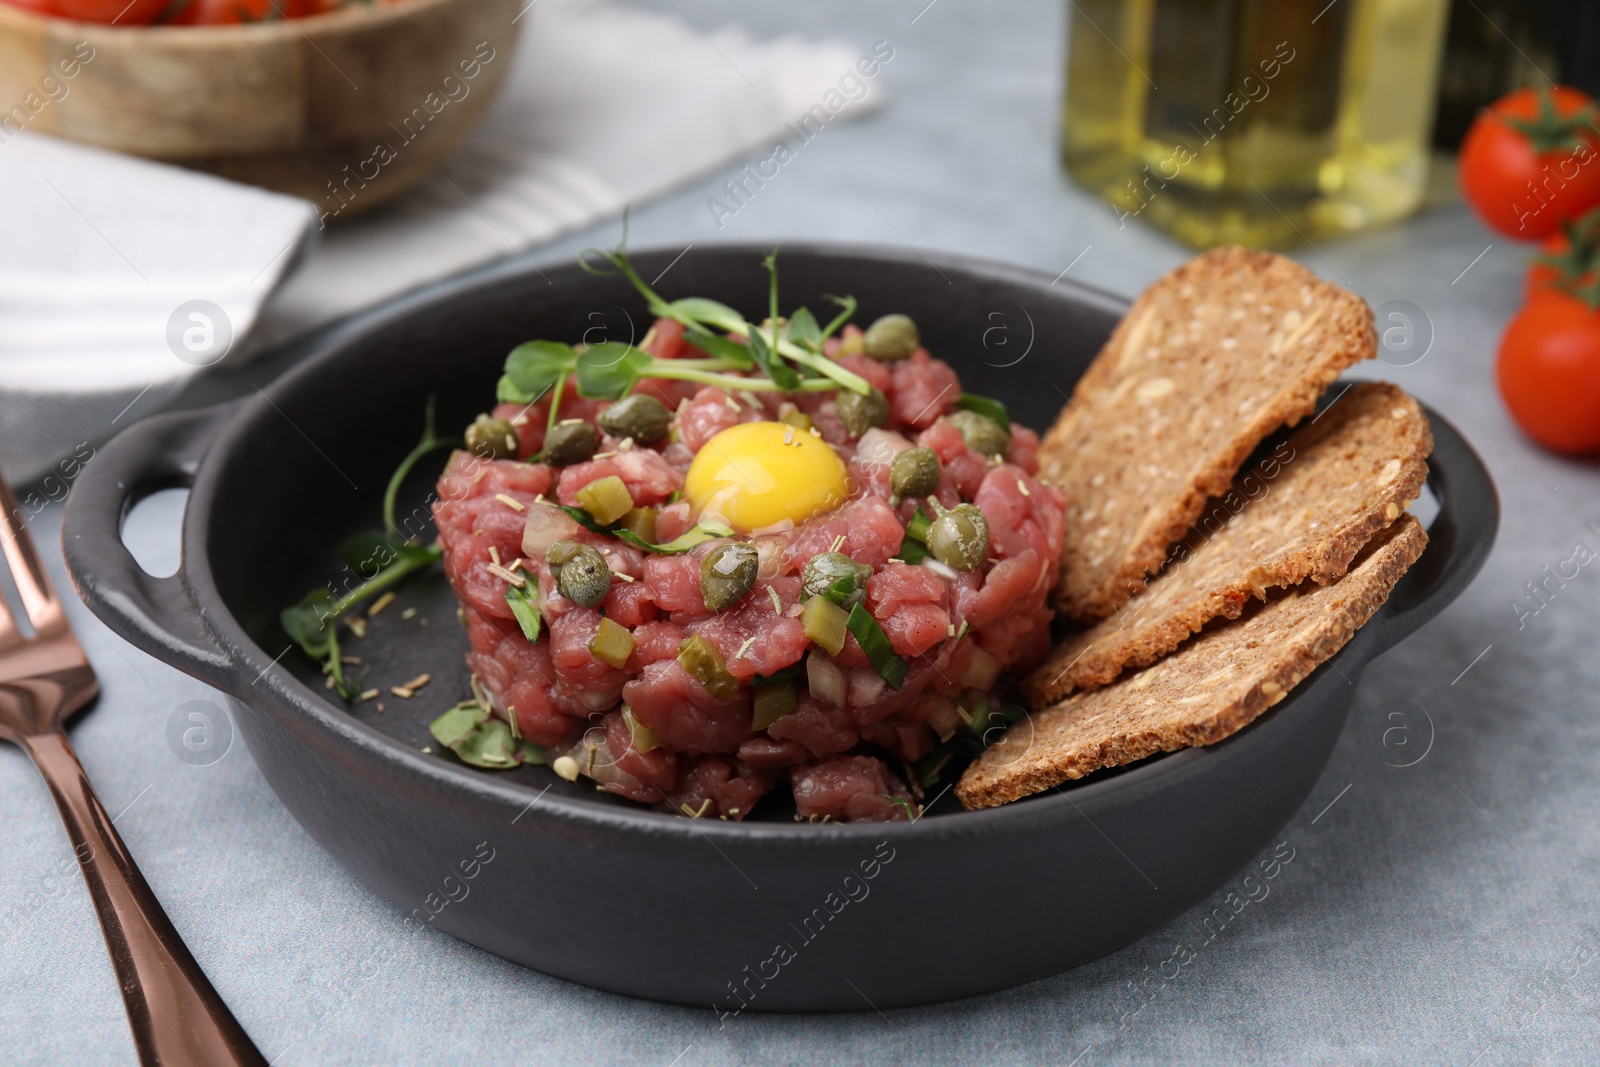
3, 0, 1598, 483
5, 2, 1600, 1064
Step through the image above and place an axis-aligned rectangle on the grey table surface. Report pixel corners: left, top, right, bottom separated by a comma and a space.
6, 1, 1599, 1064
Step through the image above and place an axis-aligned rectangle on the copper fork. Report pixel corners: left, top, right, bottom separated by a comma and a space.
0, 474, 265, 1066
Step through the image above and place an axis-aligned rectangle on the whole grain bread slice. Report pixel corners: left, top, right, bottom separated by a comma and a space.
1022, 382, 1432, 707
957, 515, 1427, 811
1039, 247, 1376, 622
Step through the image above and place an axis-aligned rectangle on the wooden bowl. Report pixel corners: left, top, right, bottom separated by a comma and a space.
0, 0, 520, 218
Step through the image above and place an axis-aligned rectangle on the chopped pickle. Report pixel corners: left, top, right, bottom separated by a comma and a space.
622, 706, 660, 753
802, 595, 849, 656
618, 506, 657, 543
576, 475, 633, 525
779, 408, 814, 432
752, 683, 798, 731
677, 634, 739, 701
589, 617, 635, 668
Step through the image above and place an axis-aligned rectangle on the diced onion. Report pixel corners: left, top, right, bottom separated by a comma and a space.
924, 695, 963, 742
522, 504, 582, 558
807, 653, 847, 707
755, 536, 787, 580
958, 643, 1002, 691
855, 427, 913, 471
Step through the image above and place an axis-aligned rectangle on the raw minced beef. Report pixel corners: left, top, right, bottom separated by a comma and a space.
433, 319, 1065, 822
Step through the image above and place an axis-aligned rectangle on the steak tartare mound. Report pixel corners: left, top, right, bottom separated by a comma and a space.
431, 254, 1064, 822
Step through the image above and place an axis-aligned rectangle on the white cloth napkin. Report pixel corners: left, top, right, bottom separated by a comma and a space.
0, 135, 317, 484
0, 0, 886, 484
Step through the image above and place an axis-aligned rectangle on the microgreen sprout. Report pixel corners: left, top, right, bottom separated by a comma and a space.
507, 214, 872, 416
282, 404, 451, 698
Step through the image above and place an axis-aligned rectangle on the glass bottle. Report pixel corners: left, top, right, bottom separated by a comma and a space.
1061, 0, 1451, 248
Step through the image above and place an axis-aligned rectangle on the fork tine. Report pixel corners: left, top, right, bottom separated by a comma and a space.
0, 473, 66, 640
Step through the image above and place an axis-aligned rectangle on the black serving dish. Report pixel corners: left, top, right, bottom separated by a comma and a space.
60, 244, 1496, 1012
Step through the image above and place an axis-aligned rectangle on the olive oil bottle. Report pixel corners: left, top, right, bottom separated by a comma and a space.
1062, 0, 1449, 248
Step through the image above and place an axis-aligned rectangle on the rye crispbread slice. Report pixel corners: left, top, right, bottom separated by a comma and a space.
957, 515, 1427, 811
1039, 247, 1376, 622
1022, 382, 1433, 707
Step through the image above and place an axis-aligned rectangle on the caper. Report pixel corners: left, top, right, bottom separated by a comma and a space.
864, 313, 920, 362
547, 540, 611, 607
598, 394, 673, 445
541, 421, 598, 466
700, 542, 759, 612
836, 386, 889, 438
927, 504, 990, 571
465, 414, 519, 460
801, 551, 871, 609
890, 447, 942, 499
947, 409, 1010, 458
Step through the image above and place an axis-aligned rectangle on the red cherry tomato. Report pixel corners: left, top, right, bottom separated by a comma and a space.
1497, 290, 1600, 454
0, 0, 61, 16
1460, 86, 1600, 241
52, 0, 165, 21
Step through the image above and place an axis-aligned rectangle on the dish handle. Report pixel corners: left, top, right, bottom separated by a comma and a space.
1358, 407, 1499, 655
61, 404, 244, 696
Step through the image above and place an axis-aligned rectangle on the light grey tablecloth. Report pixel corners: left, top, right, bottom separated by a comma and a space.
6, 2, 1598, 1064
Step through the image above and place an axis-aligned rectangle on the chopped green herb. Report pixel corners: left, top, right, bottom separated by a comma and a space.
822, 575, 858, 608
845, 603, 908, 690
557, 504, 732, 554
505, 577, 542, 643
751, 662, 804, 687
429, 700, 486, 747
429, 701, 545, 770
896, 505, 932, 564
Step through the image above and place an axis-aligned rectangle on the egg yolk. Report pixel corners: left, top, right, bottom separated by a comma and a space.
684, 421, 850, 533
